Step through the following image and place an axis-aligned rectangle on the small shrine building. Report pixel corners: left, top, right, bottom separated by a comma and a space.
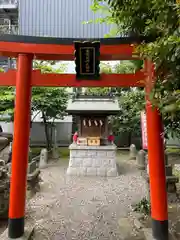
66, 94, 120, 177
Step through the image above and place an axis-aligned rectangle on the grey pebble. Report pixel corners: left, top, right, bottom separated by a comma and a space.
27, 159, 147, 240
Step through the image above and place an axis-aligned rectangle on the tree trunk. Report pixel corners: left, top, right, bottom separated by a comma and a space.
128, 131, 132, 147
49, 122, 54, 150
42, 112, 51, 150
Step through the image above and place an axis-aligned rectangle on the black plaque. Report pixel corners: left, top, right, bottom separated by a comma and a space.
74, 41, 100, 80
80, 47, 95, 75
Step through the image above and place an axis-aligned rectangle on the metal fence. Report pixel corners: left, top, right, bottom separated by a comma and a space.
0, 0, 18, 5
0, 24, 18, 34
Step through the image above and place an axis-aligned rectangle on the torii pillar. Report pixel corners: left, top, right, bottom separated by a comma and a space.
8, 54, 33, 238
145, 60, 168, 240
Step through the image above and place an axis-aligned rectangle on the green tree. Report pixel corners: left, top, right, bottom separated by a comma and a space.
114, 60, 143, 73
85, 61, 140, 95
0, 63, 68, 149
0, 87, 15, 121
111, 90, 144, 139
83, 1, 118, 37
91, 0, 179, 101
85, 86, 145, 144
85, 87, 111, 95
91, 0, 180, 137
100, 62, 113, 73
85, 62, 145, 142
0, 68, 15, 121
32, 61, 68, 150
84, 62, 113, 95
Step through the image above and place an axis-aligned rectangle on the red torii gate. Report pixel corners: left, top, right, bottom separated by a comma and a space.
0, 35, 168, 240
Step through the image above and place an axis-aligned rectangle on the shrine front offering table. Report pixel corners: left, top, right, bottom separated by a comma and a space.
67, 144, 118, 177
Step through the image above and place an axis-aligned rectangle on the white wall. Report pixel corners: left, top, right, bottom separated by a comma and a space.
0, 121, 14, 134
0, 119, 72, 147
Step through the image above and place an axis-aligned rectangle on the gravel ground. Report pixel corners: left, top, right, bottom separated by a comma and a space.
26, 156, 147, 240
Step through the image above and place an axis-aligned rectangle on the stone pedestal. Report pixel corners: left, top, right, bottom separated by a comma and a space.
145, 153, 179, 193
39, 148, 48, 169
136, 150, 146, 170
7, 159, 41, 199
67, 144, 118, 177
129, 144, 137, 160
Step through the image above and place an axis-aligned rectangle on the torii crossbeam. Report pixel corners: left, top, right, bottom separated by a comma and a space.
0, 35, 168, 240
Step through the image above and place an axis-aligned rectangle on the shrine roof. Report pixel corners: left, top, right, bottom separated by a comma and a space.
66, 96, 120, 115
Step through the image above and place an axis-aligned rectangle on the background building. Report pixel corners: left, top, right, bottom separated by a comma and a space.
0, 0, 113, 76
0, 0, 18, 70
18, 0, 112, 38
0, 0, 112, 37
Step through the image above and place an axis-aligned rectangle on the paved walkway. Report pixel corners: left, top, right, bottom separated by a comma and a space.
26, 156, 147, 240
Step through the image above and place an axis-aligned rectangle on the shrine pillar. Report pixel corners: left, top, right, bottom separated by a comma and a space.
145, 60, 168, 240
8, 54, 33, 238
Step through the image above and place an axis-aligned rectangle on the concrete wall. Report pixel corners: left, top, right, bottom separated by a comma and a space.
0, 121, 14, 134
0, 121, 180, 148
30, 122, 72, 147
0, 121, 72, 146
115, 132, 180, 149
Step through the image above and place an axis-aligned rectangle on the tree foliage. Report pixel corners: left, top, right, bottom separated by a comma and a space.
32, 61, 68, 150
0, 63, 68, 149
85, 61, 137, 95
0, 68, 15, 121
111, 90, 144, 135
91, 0, 180, 137
86, 86, 145, 136
0, 87, 14, 121
85, 61, 145, 138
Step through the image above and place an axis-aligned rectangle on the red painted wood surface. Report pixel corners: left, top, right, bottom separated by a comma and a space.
145, 60, 168, 221
9, 54, 33, 219
0, 70, 145, 87
0, 41, 137, 60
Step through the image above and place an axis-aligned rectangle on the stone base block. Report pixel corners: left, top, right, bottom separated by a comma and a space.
67, 144, 118, 177
67, 167, 87, 176
67, 166, 118, 177
167, 182, 177, 193
97, 167, 106, 177
87, 167, 97, 176
165, 165, 173, 176
67, 167, 78, 176
107, 168, 117, 177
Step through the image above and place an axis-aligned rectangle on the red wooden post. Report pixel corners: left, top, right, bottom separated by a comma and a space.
8, 54, 33, 238
145, 60, 168, 240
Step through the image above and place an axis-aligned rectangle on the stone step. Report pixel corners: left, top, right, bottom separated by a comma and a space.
166, 165, 173, 176
166, 175, 179, 183
146, 175, 179, 184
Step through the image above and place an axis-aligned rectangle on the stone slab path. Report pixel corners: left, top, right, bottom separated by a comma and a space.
26, 156, 147, 240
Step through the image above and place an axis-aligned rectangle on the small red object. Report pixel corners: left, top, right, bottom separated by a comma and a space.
73, 132, 78, 142
108, 134, 114, 142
